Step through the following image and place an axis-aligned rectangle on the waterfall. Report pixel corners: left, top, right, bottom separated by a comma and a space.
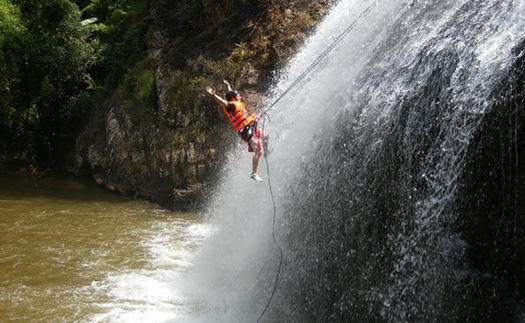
183, 0, 525, 322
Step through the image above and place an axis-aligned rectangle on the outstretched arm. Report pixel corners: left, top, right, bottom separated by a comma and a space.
223, 80, 232, 91
206, 86, 228, 108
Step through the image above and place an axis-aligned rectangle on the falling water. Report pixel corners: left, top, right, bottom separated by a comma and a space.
184, 0, 525, 322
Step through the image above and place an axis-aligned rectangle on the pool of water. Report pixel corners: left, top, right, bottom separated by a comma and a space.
0, 174, 209, 322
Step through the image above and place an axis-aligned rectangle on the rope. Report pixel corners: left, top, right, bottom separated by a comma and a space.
256, 117, 283, 323
260, 0, 378, 118
254, 2, 378, 321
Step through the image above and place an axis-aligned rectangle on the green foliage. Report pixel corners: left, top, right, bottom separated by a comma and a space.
166, 72, 214, 112
0, 0, 153, 170
118, 59, 157, 125
80, 0, 151, 87
204, 59, 244, 84
163, 70, 217, 139
0, 0, 21, 106
0, 0, 98, 168
0, 1, 19, 35
134, 69, 156, 104
165, 71, 192, 108
230, 42, 249, 62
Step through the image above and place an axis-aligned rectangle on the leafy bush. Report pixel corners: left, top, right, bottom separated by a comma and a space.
0, 0, 97, 169
81, 0, 151, 87
0, 0, 153, 170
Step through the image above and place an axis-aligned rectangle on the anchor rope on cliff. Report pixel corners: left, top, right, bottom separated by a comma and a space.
260, 0, 378, 118
256, 2, 378, 321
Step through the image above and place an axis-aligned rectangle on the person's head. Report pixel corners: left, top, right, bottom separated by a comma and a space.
226, 90, 241, 101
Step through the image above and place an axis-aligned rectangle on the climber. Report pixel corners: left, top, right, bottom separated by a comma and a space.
206, 80, 269, 183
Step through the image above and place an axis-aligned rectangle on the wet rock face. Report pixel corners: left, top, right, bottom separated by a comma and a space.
457, 40, 525, 319
75, 98, 211, 210
74, 0, 241, 209
253, 8, 525, 321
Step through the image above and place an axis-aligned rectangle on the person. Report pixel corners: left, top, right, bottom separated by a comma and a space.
206, 80, 269, 183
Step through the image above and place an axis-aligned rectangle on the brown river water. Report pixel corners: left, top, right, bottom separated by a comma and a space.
0, 174, 209, 322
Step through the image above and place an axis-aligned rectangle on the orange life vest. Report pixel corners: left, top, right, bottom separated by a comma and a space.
222, 100, 257, 133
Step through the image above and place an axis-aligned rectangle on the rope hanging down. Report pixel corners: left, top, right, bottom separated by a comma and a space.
260, 0, 378, 118
255, 2, 378, 322
256, 118, 283, 323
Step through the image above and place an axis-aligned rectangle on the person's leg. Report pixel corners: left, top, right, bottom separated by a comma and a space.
252, 150, 262, 174
248, 135, 263, 182
248, 130, 263, 172
261, 131, 270, 156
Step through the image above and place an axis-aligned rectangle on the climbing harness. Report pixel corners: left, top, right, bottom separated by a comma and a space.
255, 2, 378, 322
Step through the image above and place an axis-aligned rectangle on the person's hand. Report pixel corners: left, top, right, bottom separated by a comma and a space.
223, 80, 232, 91
206, 86, 215, 95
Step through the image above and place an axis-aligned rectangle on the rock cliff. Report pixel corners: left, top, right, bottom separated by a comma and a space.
75, 0, 330, 210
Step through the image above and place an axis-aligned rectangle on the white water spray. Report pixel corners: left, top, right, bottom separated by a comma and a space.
183, 0, 525, 321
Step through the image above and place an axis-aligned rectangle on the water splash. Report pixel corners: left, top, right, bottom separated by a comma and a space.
186, 0, 525, 321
